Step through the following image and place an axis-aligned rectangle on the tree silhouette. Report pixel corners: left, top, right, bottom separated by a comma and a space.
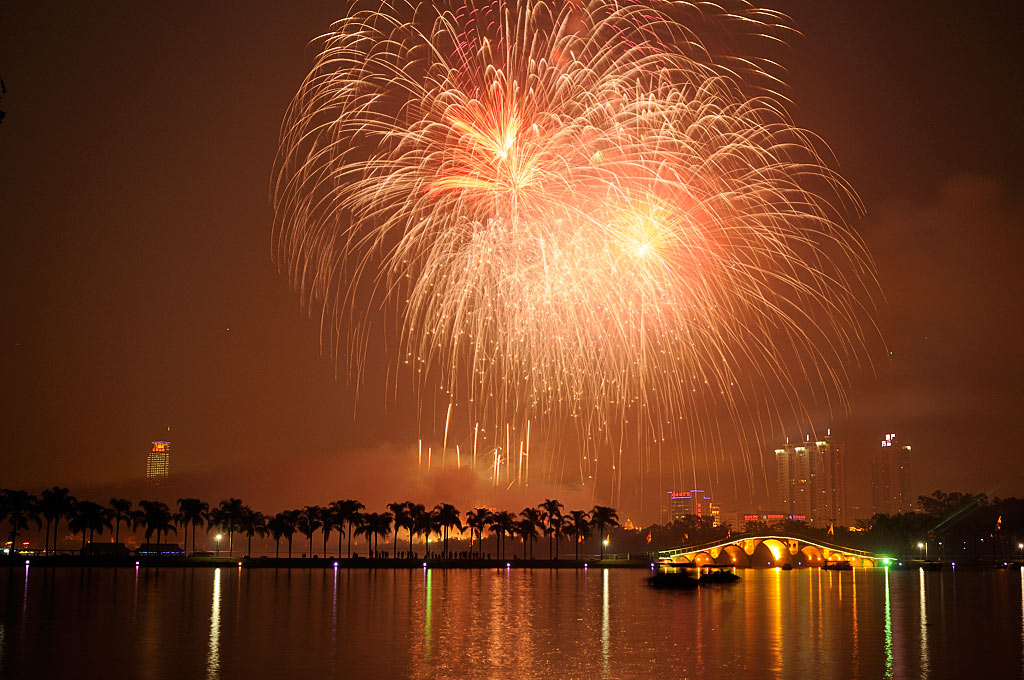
69, 500, 112, 549
109, 498, 133, 547
237, 507, 266, 558
489, 511, 516, 560
466, 507, 493, 557
519, 507, 543, 559
433, 503, 462, 558
590, 506, 619, 559
39, 487, 75, 554
267, 513, 290, 558
388, 501, 414, 558
539, 499, 564, 559
175, 498, 208, 556
296, 506, 322, 557
565, 510, 591, 560
132, 500, 177, 555
212, 498, 245, 556
1, 489, 40, 551
329, 499, 364, 558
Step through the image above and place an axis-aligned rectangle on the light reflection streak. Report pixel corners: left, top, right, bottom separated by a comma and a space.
207, 568, 221, 680
331, 566, 338, 674
919, 568, 929, 678
1020, 567, 1024, 670
883, 568, 893, 679
424, 568, 433, 662
22, 564, 29, 622
851, 567, 859, 677
601, 568, 610, 679
770, 568, 782, 677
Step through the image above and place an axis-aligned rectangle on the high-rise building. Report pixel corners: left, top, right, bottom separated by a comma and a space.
872, 433, 912, 515
666, 490, 721, 526
774, 430, 845, 526
146, 441, 171, 483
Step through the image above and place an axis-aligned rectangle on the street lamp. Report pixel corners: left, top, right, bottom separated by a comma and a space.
917, 541, 927, 560
215, 534, 223, 557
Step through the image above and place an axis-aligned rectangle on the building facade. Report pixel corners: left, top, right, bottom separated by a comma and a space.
774, 430, 846, 526
146, 441, 171, 483
871, 433, 912, 515
667, 490, 721, 526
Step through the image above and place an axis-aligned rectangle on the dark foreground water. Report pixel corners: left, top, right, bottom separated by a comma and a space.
2, 564, 1022, 679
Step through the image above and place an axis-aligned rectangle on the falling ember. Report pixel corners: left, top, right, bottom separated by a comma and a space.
273, 0, 877, 496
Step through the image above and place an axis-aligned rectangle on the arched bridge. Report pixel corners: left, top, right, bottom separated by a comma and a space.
658, 535, 882, 568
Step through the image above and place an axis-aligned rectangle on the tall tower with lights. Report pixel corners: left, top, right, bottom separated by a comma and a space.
774, 430, 845, 525
872, 433, 912, 515
146, 441, 171, 484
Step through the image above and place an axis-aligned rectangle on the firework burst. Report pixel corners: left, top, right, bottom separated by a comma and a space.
272, 0, 876, 500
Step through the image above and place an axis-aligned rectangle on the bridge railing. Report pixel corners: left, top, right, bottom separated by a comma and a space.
656, 533, 878, 559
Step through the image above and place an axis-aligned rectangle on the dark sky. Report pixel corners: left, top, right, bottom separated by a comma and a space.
2, 2, 1022, 523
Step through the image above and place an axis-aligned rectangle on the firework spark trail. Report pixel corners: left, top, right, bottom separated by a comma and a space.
272, 0, 877, 501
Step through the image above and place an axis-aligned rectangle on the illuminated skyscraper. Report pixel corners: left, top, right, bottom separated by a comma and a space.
774, 430, 845, 525
872, 433, 912, 515
666, 490, 721, 526
146, 441, 171, 483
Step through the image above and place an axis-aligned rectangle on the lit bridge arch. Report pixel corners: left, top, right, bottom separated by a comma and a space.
657, 535, 881, 568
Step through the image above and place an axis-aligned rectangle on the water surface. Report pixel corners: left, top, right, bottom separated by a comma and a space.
2, 565, 1021, 679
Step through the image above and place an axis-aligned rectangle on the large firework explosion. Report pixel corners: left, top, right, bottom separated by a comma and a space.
272, 0, 876, 503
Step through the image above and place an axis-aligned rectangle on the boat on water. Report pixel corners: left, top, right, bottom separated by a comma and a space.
648, 565, 740, 589
698, 568, 741, 584
780, 563, 794, 571
648, 569, 699, 589
822, 561, 853, 571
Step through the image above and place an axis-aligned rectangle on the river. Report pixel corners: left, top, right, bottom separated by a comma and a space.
1, 564, 1021, 679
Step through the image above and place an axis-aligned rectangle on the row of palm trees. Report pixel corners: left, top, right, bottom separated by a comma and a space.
1, 488, 621, 560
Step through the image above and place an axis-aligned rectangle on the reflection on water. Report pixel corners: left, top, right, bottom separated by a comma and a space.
919, 568, 929, 679
884, 567, 893, 679
2, 566, 1023, 679
601, 568, 609, 679
207, 568, 221, 680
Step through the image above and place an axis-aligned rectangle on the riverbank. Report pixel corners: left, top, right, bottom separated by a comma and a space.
3, 555, 656, 569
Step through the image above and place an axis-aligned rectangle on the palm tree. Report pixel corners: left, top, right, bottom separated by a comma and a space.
414, 506, 439, 557
590, 505, 619, 560
109, 498, 133, 547
519, 507, 543, 559
69, 500, 112, 549
354, 513, 377, 557
132, 500, 177, 554
309, 506, 333, 558
278, 510, 301, 558
565, 510, 591, 560
214, 498, 245, 556
0, 489, 40, 551
237, 507, 266, 558
466, 507, 493, 557
406, 503, 427, 557
267, 513, 290, 558
388, 502, 414, 558
489, 511, 516, 560
328, 499, 364, 558
296, 506, 322, 557
206, 507, 228, 554
175, 498, 208, 556
433, 503, 462, 558
39, 487, 75, 554
372, 512, 394, 557
539, 499, 564, 559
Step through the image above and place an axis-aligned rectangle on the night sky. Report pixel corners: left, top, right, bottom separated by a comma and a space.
3, 2, 1022, 522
